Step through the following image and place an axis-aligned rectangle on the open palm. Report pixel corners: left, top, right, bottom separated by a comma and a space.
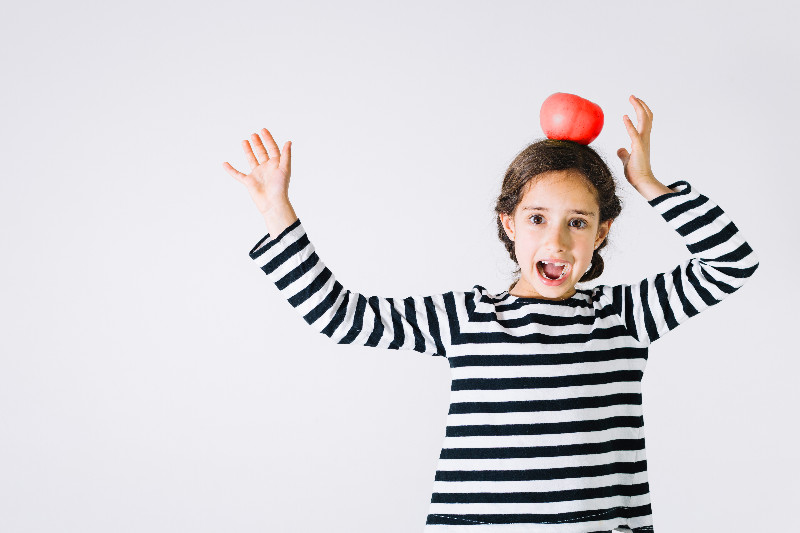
222, 128, 292, 214
617, 95, 655, 186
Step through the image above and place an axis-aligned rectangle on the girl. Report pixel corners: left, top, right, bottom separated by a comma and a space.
223, 95, 759, 532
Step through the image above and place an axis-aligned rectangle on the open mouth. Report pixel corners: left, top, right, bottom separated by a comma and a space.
536, 260, 570, 281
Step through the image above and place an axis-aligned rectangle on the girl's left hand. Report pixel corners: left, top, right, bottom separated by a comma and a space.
617, 95, 656, 186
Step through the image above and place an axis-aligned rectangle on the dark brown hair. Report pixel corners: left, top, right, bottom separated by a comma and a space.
494, 138, 623, 289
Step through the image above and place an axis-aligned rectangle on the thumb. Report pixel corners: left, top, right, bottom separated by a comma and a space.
617, 147, 629, 165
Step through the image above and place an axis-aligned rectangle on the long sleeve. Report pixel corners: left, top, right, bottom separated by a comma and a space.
248, 218, 451, 358
612, 180, 759, 347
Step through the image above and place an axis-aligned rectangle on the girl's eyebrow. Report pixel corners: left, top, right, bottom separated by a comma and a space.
521, 206, 597, 217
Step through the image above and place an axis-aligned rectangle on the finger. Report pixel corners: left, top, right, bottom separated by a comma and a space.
623, 114, 640, 141
260, 128, 281, 160
637, 97, 653, 120
279, 140, 291, 176
222, 161, 248, 183
630, 95, 648, 136
242, 140, 259, 171
616, 147, 630, 165
631, 95, 652, 138
250, 133, 270, 164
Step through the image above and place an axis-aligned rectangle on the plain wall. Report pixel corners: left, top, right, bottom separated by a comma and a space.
1, 0, 797, 531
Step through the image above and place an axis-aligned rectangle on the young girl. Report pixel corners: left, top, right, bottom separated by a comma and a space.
223, 95, 759, 533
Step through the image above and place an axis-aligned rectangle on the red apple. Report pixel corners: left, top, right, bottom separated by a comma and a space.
540, 92, 604, 145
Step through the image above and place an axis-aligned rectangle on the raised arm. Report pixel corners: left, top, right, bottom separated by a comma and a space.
613, 180, 759, 347
605, 96, 760, 346
223, 127, 451, 358
249, 217, 451, 357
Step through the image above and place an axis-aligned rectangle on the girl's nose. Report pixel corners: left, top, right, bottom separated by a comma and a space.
544, 225, 570, 250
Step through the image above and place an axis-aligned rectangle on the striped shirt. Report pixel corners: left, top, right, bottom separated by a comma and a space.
248, 180, 759, 533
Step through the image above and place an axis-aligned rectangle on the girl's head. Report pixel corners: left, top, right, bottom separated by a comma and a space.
494, 139, 623, 301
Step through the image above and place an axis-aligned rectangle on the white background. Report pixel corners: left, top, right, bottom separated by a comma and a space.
1, 1, 797, 531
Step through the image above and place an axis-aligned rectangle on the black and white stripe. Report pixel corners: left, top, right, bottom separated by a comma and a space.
248, 180, 758, 532
617, 181, 759, 346
249, 222, 451, 357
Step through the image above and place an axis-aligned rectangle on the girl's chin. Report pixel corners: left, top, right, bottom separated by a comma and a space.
515, 278, 575, 301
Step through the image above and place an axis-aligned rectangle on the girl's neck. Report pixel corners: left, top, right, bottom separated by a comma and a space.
509, 282, 577, 301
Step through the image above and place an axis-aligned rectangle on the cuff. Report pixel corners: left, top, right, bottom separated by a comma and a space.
248, 217, 303, 260
647, 180, 693, 207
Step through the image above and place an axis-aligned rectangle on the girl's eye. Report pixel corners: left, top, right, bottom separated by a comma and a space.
571, 219, 588, 228
528, 215, 588, 228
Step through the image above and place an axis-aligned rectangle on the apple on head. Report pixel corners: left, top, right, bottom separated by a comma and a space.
540, 92, 604, 145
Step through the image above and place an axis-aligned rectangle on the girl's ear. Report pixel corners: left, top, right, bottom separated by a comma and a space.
500, 213, 516, 242
595, 218, 613, 248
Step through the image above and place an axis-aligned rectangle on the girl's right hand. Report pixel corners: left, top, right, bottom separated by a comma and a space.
223, 128, 292, 215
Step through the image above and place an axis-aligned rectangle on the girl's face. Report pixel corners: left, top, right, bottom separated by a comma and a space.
500, 169, 613, 301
